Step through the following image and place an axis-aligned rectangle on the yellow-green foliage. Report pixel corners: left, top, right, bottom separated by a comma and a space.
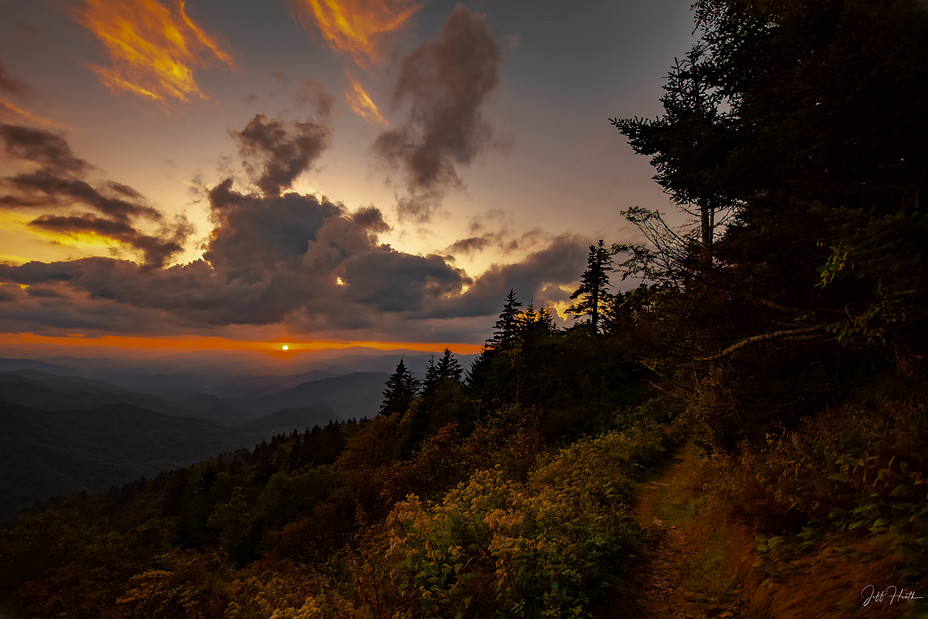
361, 424, 667, 617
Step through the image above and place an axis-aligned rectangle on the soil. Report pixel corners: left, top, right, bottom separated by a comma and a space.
621, 451, 747, 619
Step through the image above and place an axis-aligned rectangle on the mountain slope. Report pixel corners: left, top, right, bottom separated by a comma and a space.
0, 402, 243, 519
232, 372, 388, 421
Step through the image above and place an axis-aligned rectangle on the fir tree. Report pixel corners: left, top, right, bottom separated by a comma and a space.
380, 359, 420, 416
567, 240, 614, 335
436, 348, 463, 383
488, 290, 522, 350
519, 302, 558, 340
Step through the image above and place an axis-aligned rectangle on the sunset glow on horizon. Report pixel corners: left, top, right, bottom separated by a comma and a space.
0, 332, 484, 357
0, 0, 696, 355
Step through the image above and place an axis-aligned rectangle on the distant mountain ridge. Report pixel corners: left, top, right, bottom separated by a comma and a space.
0, 363, 393, 519
231, 371, 388, 421
0, 401, 240, 519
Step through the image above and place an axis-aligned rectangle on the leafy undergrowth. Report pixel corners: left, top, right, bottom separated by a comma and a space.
0, 401, 683, 618
681, 382, 928, 618
344, 419, 674, 618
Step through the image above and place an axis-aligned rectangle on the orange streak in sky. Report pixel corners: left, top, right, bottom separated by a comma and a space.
0, 333, 483, 356
345, 74, 386, 124
0, 96, 71, 130
74, 0, 233, 104
290, 0, 424, 66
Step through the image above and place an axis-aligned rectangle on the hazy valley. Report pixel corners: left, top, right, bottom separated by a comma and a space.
0, 349, 474, 519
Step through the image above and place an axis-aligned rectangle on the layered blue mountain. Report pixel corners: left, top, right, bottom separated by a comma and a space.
0, 364, 393, 519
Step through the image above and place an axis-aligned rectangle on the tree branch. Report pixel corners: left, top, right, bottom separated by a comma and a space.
695, 326, 824, 362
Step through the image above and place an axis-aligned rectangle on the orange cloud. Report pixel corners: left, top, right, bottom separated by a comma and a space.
345, 75, 386, 124
0, 96, 71, 130
290, 0, 424, 66
74, 0, 233, 104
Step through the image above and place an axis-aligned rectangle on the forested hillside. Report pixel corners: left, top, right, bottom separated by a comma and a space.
1, 0, 926, 616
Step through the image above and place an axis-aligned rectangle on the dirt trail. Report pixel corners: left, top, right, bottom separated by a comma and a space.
623, 449, 745, 619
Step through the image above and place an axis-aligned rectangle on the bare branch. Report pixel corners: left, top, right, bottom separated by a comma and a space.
695, 326, 824, 362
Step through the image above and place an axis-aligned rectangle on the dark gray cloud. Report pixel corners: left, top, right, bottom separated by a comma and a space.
0, 172, 589, 341
28, 213, 190, 268
445, 228, 540, 258
5, 171, 161, 221
204, 177, 340, 276
374, 5, 505, 202
395, 190, 442, 223
447, 234, 493, 255
0, 124, 189, 267
231, 114, 332, 197
0, 124, 88, 175
427, 233, 590, 320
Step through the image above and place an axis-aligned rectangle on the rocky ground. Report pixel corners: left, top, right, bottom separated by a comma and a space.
625, 451, 747, 619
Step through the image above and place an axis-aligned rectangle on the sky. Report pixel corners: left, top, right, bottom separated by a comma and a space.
0, 0, 697, 356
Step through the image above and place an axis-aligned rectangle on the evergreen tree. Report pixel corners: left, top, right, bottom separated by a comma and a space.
422, 355, 439, 395
567, 240, 614, 335
435, 348, 463, 383
379, 359, 420, 417
519, 302, 558, 338
487, 290, 523, 350
612, 44, 733, 265
614, 0, 928, 367
402, 349, 466, 457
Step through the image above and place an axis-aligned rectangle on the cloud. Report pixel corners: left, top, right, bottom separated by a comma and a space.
0, 62, 28, 97
0, 172, 590, 341
0, 182, 467, 333
295, 79, 337, 118
445, 228, 541, 258
28, 212, 191, 268
0, 123, 189, 267
0, 69, 70, 129
0, 125, 88, 175
231, 114, 332, 197
73, 0, 234, 104
394, 190, 442, 223
289, 0, 425, 66
346, 74, 387, 125
373, 5, 504, 193
3, 171, 162, 222
204, 178, 342, 276
427, 233, 589, 319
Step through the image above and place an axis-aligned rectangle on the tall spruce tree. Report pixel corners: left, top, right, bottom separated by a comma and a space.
567, 240, 614, 335
488, 290, 522, 350
379, 359, 419, 417
614, 0, 928, 365
612, 45, 733, 266
436, 348, 463, 383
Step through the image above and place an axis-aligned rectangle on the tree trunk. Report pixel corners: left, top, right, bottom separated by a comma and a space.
699, 199, 714, 266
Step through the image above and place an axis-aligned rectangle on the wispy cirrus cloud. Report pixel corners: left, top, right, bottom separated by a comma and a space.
346, 73, 387, 125
0, 62, 70, 130
0, 62, 28, 97
73, 0, 234, 104
289, 0, 425, 66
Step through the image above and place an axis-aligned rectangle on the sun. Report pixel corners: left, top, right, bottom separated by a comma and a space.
281, 345, 289, 351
